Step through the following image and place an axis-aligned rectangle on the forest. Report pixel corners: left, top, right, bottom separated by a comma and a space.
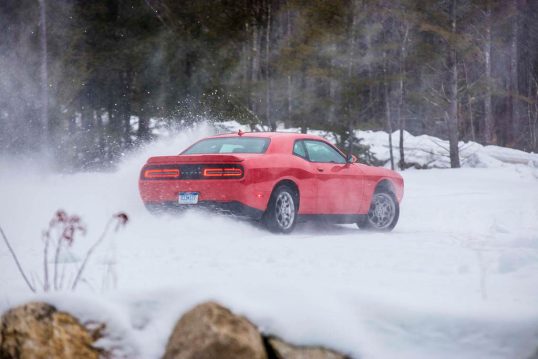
1, 0, 537, 170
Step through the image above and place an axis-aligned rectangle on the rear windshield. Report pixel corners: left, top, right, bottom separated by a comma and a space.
182, 137, 270, 154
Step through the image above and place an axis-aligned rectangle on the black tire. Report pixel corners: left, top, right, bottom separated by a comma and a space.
145, 203, 165, 215
357, 191, 399, 231
263, 185, 298, 233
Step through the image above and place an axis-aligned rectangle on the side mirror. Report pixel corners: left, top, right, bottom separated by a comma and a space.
347, 154, 358, 163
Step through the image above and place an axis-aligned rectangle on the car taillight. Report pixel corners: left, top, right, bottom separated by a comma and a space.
203, 167, 243, 178
143, 168, 180, 179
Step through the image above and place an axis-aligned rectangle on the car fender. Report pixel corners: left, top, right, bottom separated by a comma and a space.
358, 166, 404, 213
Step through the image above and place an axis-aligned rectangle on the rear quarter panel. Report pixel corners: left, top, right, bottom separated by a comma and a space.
242, 143, 318, 214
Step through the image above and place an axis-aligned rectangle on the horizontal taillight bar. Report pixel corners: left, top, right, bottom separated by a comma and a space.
203, 167, 243, 177
143, 168, 180, 179
141, 164, 243, 180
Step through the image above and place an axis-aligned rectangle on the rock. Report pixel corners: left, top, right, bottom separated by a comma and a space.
266, 337, 349, 359
163, 301, 267, 359
0, 302, 104, 359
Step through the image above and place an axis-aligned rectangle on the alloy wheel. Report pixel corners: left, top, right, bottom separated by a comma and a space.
275, 191, 295, 230
367, 192, 396, 230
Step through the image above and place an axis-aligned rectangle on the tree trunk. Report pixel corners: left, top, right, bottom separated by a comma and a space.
251, 17, 260, 117
397, 24, 409, 170
528, 77, 534, 151
484, 0, 494, 144
447, 0, 461, 168
383, 51, 395, 170
329, 43, 337, 125
265, 1, 274, 130
300, 70, 307, 134
347, 0, 357, 138
96, 109, 105, 153
531, 76, 538, 151
287, 75, 293, 126
463, 60, 475, 141
510, 0, 520, 145
286, 4, 293, 127
38, 0, 49, 148
137, 113, 150, 142
120, 70, 132, 149
244, 21, 251, 109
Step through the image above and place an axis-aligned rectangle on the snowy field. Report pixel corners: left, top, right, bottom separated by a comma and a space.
1, 123, 538, 358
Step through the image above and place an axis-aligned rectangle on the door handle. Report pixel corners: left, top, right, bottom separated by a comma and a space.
317, 168, 324, 172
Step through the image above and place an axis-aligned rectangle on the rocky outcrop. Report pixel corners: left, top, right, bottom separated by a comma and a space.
0, 302, 104, 359
266, 337, 348, 359
163, 301, 267, 359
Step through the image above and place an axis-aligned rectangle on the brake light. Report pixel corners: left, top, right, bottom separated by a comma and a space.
144, 168, 180, 179
203, 167, 243, 177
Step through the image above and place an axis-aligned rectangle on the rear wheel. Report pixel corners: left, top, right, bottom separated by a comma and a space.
263, 185, 298, 233
357, 191, 399, 231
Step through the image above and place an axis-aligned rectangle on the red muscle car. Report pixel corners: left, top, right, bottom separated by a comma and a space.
139, 131, 404, 233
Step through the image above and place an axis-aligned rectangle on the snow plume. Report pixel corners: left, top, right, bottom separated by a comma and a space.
0, 21, 43, 155
0, 1, 68, 158
116, 121, 215, 177
0, 121, 217, 293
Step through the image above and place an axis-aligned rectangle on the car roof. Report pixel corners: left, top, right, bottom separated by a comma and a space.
208, 131, 325, 141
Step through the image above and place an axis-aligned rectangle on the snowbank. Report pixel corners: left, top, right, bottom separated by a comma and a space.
358, 130, 538, 169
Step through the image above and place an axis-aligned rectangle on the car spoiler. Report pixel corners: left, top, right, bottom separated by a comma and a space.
146, 154, 245, 164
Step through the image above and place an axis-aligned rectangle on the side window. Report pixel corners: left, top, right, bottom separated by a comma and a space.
293, 140, 308, 159
303, 140, 346, 164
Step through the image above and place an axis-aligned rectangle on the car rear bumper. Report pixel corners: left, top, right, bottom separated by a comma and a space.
139, 179, 270, 212
144, 200, 265, 220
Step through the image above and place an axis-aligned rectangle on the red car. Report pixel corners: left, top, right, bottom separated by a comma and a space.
139, 131, 404, 233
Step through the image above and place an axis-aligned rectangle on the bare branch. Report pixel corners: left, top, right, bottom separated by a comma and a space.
0, 226, 36, 292
71, 218, 113, 291
422, 95, 442, 108
71, 213, 127, 291
431, 138, 450, 153
31, 272, 43, 291
53, 238, 63, 290
42, 231, 50, 291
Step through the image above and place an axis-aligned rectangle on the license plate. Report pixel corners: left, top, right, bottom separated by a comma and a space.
178, 192, 199, 204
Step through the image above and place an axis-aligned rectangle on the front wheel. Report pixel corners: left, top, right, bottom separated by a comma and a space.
357, 191, 399, 231
263, 185, 298, 233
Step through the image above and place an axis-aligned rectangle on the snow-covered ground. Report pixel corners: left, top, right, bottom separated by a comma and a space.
1, 123, 538, 359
